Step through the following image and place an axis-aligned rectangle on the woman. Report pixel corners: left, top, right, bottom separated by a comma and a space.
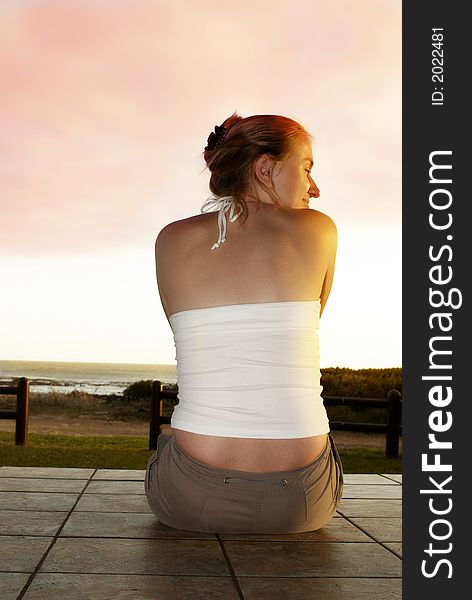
145, 112, 343, 534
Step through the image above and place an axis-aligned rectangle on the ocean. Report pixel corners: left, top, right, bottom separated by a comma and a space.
0, 360, 177, 395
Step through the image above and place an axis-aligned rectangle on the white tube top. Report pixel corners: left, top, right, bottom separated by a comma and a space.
169, 299, 330, 439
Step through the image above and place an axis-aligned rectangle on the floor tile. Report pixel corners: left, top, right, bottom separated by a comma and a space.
75, 493, 150, 513
22, 573, 239, 599
223, 541, 402, 577
92, 469, 145, 481
349, 517, 402, 542
0, 510, 67, 536
85, 481, 145, 494
341, 485, 402, 499
0, 469, 403, 595
0, 536, 52, 572
238, 577, 402, 599
337, 499, 402, 518
0, 491, 79, 511
40, 538, 230, 575
0, 478, 87, 493
0, 572, 31, 600
220, 517, 372, 543
343, 474, 399, 485
384, 542, 402, 557
0, 467, 94, 479
61, 511, 214, 539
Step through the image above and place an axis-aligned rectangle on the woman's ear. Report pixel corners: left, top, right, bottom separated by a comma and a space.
253, 153, 275, 187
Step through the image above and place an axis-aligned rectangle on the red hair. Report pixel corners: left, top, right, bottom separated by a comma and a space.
202, 112, 312, 226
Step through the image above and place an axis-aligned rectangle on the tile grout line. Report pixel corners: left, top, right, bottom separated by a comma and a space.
335, 512, 402, 561
16, 468, 98, 600
379, 474, 402, 484
216, 534, 245, 600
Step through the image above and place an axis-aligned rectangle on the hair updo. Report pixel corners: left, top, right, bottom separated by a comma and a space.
202, 112, 312, 227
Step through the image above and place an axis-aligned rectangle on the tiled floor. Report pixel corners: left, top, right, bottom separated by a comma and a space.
0, 467, 402, 600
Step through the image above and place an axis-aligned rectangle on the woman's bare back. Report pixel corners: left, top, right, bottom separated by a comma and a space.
155, 201, 337, 472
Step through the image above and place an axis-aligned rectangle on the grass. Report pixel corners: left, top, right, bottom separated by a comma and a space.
0, 431, 401, 473
0, 432, 150, 470
336, 447, 402, 474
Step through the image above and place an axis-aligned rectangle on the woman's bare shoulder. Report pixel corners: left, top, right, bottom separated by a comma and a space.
156, 214, 197, 236
155, 214, 210, 253
305, 208, 338, 236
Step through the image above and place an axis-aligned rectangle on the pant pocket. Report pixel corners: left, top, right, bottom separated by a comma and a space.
158, 470, 209, 532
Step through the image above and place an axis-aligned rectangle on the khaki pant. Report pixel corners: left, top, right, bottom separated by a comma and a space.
145, 432, 343, 534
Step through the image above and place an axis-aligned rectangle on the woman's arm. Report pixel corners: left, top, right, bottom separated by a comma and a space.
318, 215, 338, 318
154, 224, 175, 325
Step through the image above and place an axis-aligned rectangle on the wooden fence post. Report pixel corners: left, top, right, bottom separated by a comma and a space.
15, 377, 30, 446
0, 377, 30, 446
149, 380, 162, 450
386, 389, 402, 458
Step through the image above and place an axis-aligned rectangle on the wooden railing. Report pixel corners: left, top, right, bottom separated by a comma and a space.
324, 390, 402, 458
0, 377, 30, 446
148, 381, 402, 457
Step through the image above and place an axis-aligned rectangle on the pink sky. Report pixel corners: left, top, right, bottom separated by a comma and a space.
0, 1, 402, 366
1, 0, 400, 255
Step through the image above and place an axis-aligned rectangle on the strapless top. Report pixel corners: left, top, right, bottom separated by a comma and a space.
168, 299, 329, 439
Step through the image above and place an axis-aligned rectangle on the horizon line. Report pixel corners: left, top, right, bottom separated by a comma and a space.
0, 358, 402, 370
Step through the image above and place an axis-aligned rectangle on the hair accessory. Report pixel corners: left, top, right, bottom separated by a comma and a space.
205, 125, 228, 152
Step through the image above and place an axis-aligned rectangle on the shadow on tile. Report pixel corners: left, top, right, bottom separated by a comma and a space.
22, 573, 239, 600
